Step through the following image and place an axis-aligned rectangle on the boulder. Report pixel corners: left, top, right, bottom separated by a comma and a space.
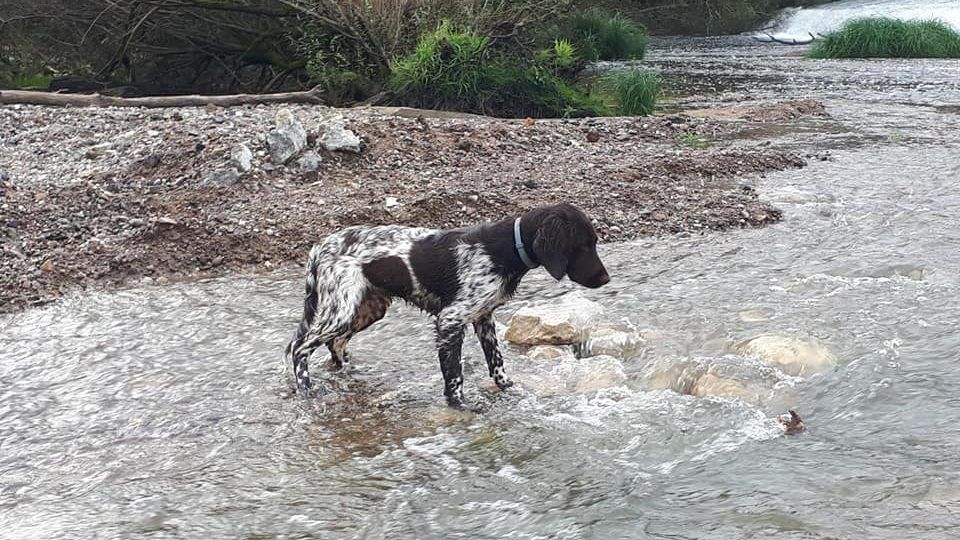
505, 292, 604, 345
499, 354, 626, 397
734, 334, 837, 376
318, 116, 362, 153
202, 168, 241, 187
266, 109, 307, 164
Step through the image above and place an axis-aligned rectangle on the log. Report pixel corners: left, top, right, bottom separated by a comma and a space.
0, 86, 326, 108
752, 32, 819, 45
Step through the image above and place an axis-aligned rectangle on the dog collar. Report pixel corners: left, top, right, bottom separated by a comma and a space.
514, 218, 539, 269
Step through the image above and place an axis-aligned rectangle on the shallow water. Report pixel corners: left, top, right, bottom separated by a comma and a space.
4, 39, 960, 539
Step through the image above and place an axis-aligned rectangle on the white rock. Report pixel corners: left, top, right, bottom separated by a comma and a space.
734, 334, 837, 376
296, 150, 322, 172
231, 143, 254, 172
266, 109, 307, 164
689, 373, 761, 403
505, 292, 604, 345
318, 116, 362, 153
384, 196, 400, 208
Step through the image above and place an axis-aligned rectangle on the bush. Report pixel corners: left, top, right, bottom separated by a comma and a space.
808, 17, 960, 59
549, 8, 648, 61
389, 22, 607, 118
601, 69, 659, 116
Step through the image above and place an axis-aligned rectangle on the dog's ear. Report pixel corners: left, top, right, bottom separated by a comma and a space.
532, 215, 569, 281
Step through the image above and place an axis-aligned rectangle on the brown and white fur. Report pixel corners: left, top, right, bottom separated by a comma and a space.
284, 203, 610, 408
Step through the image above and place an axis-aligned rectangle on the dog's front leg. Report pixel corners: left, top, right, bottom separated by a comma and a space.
472, 314, 514, 391
435, 318, 466, 408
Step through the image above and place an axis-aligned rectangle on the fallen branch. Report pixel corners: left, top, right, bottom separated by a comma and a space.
0, 86, 326, 108
752, 32, 819, 45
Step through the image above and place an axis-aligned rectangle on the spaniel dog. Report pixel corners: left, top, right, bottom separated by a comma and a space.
285, 203, 610, 408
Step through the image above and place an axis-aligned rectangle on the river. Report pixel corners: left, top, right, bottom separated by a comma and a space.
3, 10, 960, 540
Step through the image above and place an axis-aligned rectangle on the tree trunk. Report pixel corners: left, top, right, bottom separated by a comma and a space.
0, 86, 326, 108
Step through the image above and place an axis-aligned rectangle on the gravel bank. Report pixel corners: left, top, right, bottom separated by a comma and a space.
0, 101, 818, 313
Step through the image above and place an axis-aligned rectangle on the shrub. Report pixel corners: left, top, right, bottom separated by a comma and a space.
808, 17, 960, 59
549, 9, 648, 61
389, 22, 607, 118
601, 69, 659, 116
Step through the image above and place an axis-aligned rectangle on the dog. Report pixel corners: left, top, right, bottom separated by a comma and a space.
285, 203, 610, 408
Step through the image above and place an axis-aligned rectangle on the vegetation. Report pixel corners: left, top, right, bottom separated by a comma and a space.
808, 18, 960, 59
545, 9, 649, 62
600, 69, 659, 116
388, 22, 608, 117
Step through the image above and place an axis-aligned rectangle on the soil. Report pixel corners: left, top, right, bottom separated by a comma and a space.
0, 100, 821, 313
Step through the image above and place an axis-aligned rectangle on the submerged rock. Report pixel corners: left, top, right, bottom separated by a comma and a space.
578, 326, 645, 359
505, 292, 604, 345
734, 334, 837, 376
526, 345, 571, 361
266, 109, 308, 164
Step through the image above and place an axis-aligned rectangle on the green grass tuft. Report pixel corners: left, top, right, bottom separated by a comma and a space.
550, 9, 649, 62
389, 22, 608, 118
601, 69, 659, 116
808, 17, 960, 59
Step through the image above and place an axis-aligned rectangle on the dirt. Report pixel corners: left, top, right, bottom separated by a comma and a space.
0, 100, 821, 313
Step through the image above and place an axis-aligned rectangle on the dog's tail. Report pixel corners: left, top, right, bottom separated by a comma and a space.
285, 244, 325, 363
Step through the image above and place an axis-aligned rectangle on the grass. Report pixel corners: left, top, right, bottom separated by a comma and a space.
549, 9, 648, 62
389, 22, 608, 118
601, 69, 659, 116
677, 132, 709, 149
8, 73, 53, 90
808, 17, 960, 59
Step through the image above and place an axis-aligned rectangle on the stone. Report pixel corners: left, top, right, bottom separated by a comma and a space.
155, 216, 178, 227
317, 116, 362, 153
384, 196, 400, 208
738, 309, 769, 322
579, 326, 644, 359
586, 130, 601, 143
505, 292, 604, 345
231, 143, 254, 172
40, 259, 55, 273
202, 168, 241, 187
734, 334, 837, 376
689, 373, 761, 403
266, 109, 307, 164
296, 150, 322, 172
573, 355, 627, 393
527, 345, 569, 361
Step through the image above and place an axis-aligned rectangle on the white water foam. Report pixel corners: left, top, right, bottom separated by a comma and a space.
764, 0, 960, 41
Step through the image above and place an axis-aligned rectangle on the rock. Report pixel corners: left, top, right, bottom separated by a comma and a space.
586, 130, 601, 143
231, 143, 254, 172
384, 196, 400, 209
573, 355, 627, 393
155, 216, 178, 227
202, 168, 241, 187
579, 326, 644, 359
296, 150, 322, 172
266, 109, 307, 164
505, 292, 604, 345
527, 345, 570, 361
689, 373, 761, 403
738, 309, 769, 322
317, 116, 362, 153
40, 259, 55, 273
734, 334, 837, 376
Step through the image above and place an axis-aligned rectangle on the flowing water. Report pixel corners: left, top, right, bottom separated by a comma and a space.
4, 24, 960, 540
767, 0, 960, 41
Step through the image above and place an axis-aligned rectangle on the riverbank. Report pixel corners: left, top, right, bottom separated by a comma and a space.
0, 100, 822, 313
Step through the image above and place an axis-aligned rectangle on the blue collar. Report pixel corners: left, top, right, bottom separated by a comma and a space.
514, 218, 538, 269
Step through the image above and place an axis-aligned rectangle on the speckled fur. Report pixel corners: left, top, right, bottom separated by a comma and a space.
284, 204, 610, 408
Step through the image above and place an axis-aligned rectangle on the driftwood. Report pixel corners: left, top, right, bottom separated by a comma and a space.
753, 32, 820, 45
0, 86, 325, 108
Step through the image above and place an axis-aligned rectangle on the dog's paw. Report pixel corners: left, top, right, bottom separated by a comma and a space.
495, 377, 515, 391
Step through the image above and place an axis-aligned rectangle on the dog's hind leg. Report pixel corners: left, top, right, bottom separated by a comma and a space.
325, 290, 392, 370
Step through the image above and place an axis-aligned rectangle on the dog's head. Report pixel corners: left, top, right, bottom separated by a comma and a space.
531, 203, 610, 289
